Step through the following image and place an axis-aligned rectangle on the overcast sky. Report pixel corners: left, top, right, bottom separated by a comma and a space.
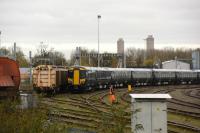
0, 0, 199, 58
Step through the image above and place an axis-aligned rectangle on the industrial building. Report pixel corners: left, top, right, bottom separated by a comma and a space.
162, 60, 190, 70
146, 35, 154, 52
117, 38, 126, 68
117, 38, 124, 54
192, 50, 200, 69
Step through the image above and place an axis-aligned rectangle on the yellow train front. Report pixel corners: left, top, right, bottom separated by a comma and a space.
68, 66, 87, 91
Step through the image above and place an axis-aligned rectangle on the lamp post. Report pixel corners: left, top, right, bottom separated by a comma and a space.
97, 15, 101, 67
29, 51, 32, 85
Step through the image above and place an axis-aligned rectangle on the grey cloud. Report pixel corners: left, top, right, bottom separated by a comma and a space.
0, 0, 199, 45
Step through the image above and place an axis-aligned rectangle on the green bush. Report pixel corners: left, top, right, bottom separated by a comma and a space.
0, 100, 67, 133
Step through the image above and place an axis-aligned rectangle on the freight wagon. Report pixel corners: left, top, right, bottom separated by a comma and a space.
33, 65, 68, 93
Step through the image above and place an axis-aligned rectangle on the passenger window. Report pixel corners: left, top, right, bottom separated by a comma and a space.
68, 71, 73, 78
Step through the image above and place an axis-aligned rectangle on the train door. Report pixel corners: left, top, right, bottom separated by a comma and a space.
73, 69, 80, 85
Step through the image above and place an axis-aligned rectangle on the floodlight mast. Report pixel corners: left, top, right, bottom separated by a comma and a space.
97, 15, 101, 67
0, 31, 1, 49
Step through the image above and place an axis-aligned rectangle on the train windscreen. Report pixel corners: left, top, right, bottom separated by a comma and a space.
80, 70, 86, 79
68, 70, 73, 78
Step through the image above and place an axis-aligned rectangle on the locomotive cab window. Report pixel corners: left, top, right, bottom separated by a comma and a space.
80, 70, 86, 79
68, 70, 73, 78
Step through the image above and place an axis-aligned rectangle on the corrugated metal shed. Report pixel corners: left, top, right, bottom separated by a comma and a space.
192, 50, 200, 69
162, 60, 190, 70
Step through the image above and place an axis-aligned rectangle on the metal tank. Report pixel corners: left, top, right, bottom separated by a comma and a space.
0, 57, 20, 98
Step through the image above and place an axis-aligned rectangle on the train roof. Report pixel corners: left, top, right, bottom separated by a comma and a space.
84, 66, 115, 71
194, 70, 200, 72
70, 66, 199, 73
153, 69, 197, 72
72, 66, 152, 72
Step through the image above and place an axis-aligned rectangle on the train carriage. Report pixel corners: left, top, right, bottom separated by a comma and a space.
33, 65, 68, 92
131, 69, 152, 85
153, 69, 176, 85
85, 67, 112, 89
96, 70, 112, 88
110, 68, 131, 88
195, 70, 200, 84
176, 70, 198, 84
68, 66, 115, 90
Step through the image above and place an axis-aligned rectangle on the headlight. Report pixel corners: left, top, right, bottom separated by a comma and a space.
68, 79, 73, 84
80, 79, 86, 84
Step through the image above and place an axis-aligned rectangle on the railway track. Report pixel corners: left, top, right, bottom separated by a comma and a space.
151, 86, 200, 114
115, 85, 200, 109
168, 121, 200, 132
84, 90, 113, 112
168, 108, 200, 118
168, 98, 200, 110
184, 89, 200, 99
40, 85, 200, 133
42, 97, 99, 113
42, 88, 132, 131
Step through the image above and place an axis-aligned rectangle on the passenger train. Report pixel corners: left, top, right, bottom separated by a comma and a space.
68, 66, 200, 91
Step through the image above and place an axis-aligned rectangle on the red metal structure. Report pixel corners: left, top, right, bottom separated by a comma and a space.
0, 57, 20, 99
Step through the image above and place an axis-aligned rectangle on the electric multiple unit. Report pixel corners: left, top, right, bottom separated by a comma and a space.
67, 66, 200, 91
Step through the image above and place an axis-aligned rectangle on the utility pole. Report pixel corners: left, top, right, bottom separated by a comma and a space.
97, 15, 101, 67
89, 53, 91, 66
29, 51, 32, 85
0, 31, 1, 49
79, 47, 81, 66
124, 53, 126, 68
13, 42, 17, 60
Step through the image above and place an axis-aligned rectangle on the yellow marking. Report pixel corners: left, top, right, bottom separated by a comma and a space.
128, 84, 132, 92
74, 70, 80, 85
80, 79, 86, 84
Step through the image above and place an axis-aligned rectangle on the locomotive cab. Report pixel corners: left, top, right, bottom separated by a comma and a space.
68, 67, 86, 90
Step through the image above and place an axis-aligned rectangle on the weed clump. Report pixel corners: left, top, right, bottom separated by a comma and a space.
0, 100, 66, 133
98, 105, 131, 133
